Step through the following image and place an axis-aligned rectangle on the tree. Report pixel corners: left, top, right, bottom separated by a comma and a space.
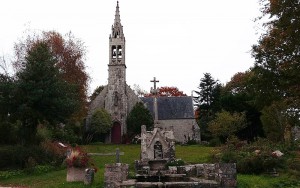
252, 0, 300, 110
193, 73, 221, 140
14, 41, 80, 144
144, 86, 187, 97
221, 71, 264, 141
126, 102, 154, 138
224, 71, 254, 95
251, 1, 300, 139
89, 108, 112, 142
14, 31, 89, 122
194, 73, 221, 111
260, 101, 292, 142
208, 110, 247, 142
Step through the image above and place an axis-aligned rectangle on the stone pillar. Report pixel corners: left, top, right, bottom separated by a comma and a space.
215, 163, 237, 188
140, 125, 148, 161
104, 163, 129, 188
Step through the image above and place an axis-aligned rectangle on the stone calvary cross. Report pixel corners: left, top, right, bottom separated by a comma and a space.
150, 77, 159, 125
150, 77, 159, 95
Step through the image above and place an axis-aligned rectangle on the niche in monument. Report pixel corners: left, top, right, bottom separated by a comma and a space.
154, 141, 163, 159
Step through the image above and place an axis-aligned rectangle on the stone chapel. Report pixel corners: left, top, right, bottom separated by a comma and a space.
88, 2, 200, 144
88, 1, 140, 144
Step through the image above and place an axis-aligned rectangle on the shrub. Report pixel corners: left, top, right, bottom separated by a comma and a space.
0, 145, 46, 170
0, 142, 68, 170
51, 123, 82, 144
211, 138, 288, 175
209, 138, 222, 147
40, 140, 67, 167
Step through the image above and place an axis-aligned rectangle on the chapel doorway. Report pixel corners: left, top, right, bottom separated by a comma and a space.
154, 141, 163, 159
111, 122, 121, 144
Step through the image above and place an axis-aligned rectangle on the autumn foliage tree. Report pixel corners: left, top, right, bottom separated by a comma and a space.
9, 41, 81, 144
14, 31, 89, 122
252, 0, 300, 107
144, 86, 187, 97
252, 0, 300, 136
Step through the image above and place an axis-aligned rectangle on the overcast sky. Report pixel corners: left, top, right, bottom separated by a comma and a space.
0, 0, 263, 96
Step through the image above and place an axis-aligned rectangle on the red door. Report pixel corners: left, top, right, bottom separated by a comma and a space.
111, 122, 121, 144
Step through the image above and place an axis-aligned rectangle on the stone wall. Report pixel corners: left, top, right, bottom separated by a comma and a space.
157, 119, 200, 143
126, 85, 141, 114
87, 86, 108, 116
168, 163, 237, 187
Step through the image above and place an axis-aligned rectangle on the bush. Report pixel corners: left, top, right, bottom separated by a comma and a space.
211, 138, 288, 175
0, 142, 67, 170
40, 140, 67, 167
0, 121, 21, 144
238, 155, 264, 174
51, 124, 82, 144
0, 145, 46, 170
209, 138, 222, 147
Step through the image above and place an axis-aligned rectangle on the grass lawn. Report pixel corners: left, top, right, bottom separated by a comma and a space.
0, 144, 299, 187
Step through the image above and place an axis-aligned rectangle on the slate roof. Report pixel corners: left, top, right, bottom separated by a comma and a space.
140, 96, 195, 120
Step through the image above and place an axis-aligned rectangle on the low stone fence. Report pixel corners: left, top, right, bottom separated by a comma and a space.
170, 163, 237, 187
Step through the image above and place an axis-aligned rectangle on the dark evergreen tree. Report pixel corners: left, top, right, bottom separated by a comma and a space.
14, 41, 80, 144
221, 71, 264, 141
14, 31, 89, 123
193, 73, 221, 140
126, 102, 154, 139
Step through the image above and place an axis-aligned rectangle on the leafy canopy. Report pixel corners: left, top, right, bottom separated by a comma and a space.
90, 108, 112, 134
208, 110, 247, 141
126, 102, 154, 138
144, 86, 187, 97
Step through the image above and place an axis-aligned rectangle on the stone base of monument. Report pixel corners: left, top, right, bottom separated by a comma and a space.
104, 162, 237, 188
66, 167, 85, 182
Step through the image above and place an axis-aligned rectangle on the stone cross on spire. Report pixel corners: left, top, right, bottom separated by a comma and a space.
150, 77, 159, 95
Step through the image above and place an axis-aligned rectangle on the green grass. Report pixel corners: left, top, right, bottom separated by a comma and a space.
1, 144, 299, 187
238, 174, 300, 188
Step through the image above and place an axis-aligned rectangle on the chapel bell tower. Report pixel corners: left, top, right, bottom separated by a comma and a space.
106, 1, 128, 144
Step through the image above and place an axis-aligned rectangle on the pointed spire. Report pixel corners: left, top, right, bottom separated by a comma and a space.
111, 1, 124, 39
114, 1, 121, 24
